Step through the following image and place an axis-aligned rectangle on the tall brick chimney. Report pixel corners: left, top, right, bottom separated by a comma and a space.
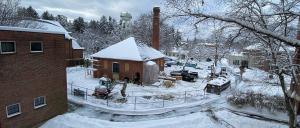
297, 16, 300, 40
295, 16, 300, 64
152, 7, 160, 50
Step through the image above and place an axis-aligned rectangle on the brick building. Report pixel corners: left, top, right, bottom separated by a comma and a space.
92, 7, 165, 82
19, 19, 85, 67
91, 37, 165, 81
0, 20, 82, 128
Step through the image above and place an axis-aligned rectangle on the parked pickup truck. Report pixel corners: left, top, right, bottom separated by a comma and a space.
170, 70, 198, 82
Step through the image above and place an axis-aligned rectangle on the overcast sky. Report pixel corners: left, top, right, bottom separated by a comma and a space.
20, 0, 226, 39
21, 0, 163, 21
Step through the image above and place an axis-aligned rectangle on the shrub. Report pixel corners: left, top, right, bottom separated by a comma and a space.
227, 91, 286, 112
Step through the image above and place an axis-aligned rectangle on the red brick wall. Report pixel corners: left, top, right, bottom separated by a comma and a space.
0, 30, 68, 128
93, 58, 165, 82
72, 49, 83, 59
93, 58, 144, 81
152, 7, 160, 50
154, 58, 164, 71
66, 42, 84, 67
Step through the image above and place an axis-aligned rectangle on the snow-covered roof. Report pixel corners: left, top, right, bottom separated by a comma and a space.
170, 47, 189, 54
0, 25, 68, 36
0, 19, 72, 39
0, 19, 84, 50
230, 51, 245, 57
207, 77, 230, 86
72, 39, 84, 50
244, 43, 295, 52
91, 37, 165, 61
244, 43, 263, 50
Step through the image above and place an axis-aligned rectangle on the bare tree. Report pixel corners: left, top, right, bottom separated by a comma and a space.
0, 0, 20, 26
165, 0, 300, 127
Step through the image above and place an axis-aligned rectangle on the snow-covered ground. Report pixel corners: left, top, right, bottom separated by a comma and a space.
40, 103, 287, 128
233, 68, 291, 97
40, 105, 287, 128
40, 60, 288, 128
67, 64, 221, 112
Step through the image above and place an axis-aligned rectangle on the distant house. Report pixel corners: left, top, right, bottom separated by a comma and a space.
227, 43, 295, 71
165, 47, 189, 60
0, 20, 78, 128
91, 37, 165, 81
227, 52, 249, 68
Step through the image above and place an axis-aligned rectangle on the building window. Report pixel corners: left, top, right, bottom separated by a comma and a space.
6, 103, 21, 118
233, 60, 240, 65
30, 42, 43, 53
0, 41, 16, 54
125, 63, 129, 72
112, 62, 119, 73
34, 96, 46, 109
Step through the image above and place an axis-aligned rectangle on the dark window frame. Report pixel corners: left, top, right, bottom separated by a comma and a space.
112, 62, 120, 73
30, 41, 43, 53
233, 60, 240, 65
0, 41, 16, 54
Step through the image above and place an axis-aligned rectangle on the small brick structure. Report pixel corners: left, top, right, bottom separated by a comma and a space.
92, 7, 165, 82
0, 28, 72, 127
66, 40, 84, 67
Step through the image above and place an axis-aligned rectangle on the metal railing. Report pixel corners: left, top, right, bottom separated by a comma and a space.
68, 84, 208, 110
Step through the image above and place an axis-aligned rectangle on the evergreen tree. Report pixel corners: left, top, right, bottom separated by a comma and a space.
73, 17, 85, 33
41, 11, 54, 20
55, 15, 68, 27
107, 16, 114, 34
17, 7, 27, 18
26, 6, 39, 18
88, 20, 98, 29
99, 16, 108, 34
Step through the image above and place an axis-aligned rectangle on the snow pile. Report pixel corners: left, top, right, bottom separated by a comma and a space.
40, 111, 221, 128
146, 61, 156, 65
207, 77, 230, 86
242, 68, 291, 84
242, 68, 269, 82
91, 37, 164, 61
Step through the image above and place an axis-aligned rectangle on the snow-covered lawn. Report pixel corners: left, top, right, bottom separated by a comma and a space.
40, 107, 287, 128
233, 68, 291, 97
40, 111, 221, 128
40, 61, 288, 128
